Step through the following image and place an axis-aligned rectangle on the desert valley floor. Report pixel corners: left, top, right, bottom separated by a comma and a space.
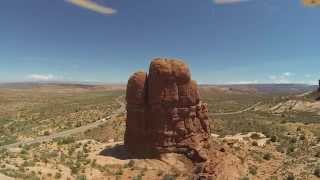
0, 83, 319, 180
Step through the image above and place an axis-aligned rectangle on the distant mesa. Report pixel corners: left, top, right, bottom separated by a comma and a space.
124, 58, 211, 162
316, 79, 320, 101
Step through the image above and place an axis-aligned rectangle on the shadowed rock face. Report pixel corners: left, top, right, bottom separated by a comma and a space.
125, 71, 148, 153
125, 58, 210, 162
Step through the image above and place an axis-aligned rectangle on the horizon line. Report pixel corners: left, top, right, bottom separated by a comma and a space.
0, 81, 317, 86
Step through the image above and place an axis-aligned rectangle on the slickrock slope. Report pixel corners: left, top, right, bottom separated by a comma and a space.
125, 58, 210, 162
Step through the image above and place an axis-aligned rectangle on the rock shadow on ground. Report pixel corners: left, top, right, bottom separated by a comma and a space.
99, 144, 156, 160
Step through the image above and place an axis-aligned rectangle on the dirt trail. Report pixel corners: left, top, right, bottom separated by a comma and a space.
0, 96, 125, 150
211, 102, 262, 116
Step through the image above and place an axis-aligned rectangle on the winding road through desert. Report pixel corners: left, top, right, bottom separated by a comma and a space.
211, 102, 262, 116
0, 97, 126, 150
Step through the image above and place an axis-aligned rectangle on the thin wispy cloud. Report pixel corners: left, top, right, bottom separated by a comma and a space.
65, 0, 116, 15
268, 72, 294, 84
214, 0, 250, 4
283, 72, 294, 77
27, 74, 62, 81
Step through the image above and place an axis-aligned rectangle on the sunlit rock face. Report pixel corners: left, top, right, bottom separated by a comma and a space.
125, 58, 210, 162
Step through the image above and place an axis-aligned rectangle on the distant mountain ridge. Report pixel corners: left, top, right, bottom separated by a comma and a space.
200, 84, 317, 94
0, 82, 316, 94
0, 82, 126, 90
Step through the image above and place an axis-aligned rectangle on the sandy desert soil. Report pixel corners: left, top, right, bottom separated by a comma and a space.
0, 84, 319, 179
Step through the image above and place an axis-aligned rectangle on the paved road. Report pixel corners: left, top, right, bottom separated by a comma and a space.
0, 97, 126, 150
211, 102, 262, 116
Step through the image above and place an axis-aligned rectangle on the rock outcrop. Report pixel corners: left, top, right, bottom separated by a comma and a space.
125, 58, 211, 162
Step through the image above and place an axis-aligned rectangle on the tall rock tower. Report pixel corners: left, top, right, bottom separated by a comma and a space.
125, 58, 211, 162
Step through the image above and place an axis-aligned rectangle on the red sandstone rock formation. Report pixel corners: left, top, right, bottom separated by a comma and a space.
125, 71, 148, 153
125, 58, 210, 162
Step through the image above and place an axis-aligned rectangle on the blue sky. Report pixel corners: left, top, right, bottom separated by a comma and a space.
0, 0, 319, 84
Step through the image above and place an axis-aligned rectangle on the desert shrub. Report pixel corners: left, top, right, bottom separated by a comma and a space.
276, 143, 286, 153
252, 141, 258, 146
270, 135, 277, 142
115, 168, 123, 175
286, 174, 295, 180
90, 159, 97, 167
20, 149, 28, 155
56, 137, 75, 145
163, 174, 176, 180
75, 122, 82, 127
44, 131, 50, 136
157, 170, 164, 176
240, 177, 250, 180
280, 120, 287, 124
55, 172, 62, 179
21, 160, 36, 167
250, 133, 261, 140
315, 151, 320, 158
76, 175, 87, 180
263, 153, 272, 160
83, 147, 89, 154
287, 145, 295, 154
290, 138, 297, 144
133, 174, 143, 180
70, 162, 81, 174
123, 160, 135, 169
270, 176, 278, 180
314, 168, 320, 177
249, 165, 257, 175
101, 165, 112, 174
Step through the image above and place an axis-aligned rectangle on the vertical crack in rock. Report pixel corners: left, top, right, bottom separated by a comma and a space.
125, 58, 211, 162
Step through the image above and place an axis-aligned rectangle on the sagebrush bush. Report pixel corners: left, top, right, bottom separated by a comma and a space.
263, 153, 272, 160
252, 141, 258, 146
249, 165, 257, 175
250, 133, 261, 140
270, 135, 277, 142
286, 174, 295, 180
314, 168, 320, 177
